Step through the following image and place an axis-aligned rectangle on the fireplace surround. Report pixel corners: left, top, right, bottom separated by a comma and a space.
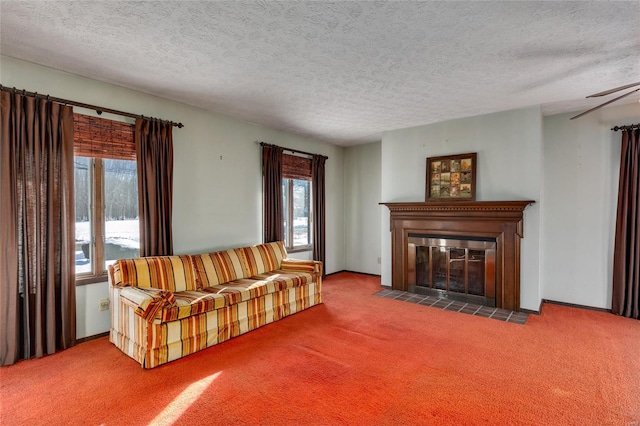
381, 201, 534, 311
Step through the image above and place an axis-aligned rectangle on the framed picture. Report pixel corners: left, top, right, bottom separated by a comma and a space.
426, 152, 477, 201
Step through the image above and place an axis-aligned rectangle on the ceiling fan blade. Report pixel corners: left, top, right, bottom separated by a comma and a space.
570, 88, 640, 120
586, 82, 640, 98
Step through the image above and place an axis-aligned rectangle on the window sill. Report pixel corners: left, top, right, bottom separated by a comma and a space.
75, 274, 109, 286
287, 246, 312, 254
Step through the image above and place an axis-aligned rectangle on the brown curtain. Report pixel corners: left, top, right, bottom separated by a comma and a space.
612, 128, 639, 319
135, 118, 173, 257
262, 144, 284, 243
312, 154, 326, 274
0, 91, 76, 366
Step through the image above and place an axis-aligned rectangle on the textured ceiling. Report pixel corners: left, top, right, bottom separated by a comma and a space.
1, 1, 639, 145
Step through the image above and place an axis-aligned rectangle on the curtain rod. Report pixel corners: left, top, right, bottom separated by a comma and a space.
0, 85, 184, 128
611, 123, 640, 131
259, 142, 328, 160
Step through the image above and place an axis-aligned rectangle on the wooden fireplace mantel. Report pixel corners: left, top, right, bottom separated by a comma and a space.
381, 200, 535, 311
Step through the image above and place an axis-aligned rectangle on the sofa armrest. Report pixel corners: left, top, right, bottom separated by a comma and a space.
107, 264, 118, 287
281, 258, 323, 277
120, 287, 176, 321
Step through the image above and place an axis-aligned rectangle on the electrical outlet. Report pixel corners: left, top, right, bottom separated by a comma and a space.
99, 298, 110, 312
377, 257, 382, 264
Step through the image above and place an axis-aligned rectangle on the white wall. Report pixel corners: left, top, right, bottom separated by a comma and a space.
541, 102, 640, 309
1, 56, 345, 338
344, 142, 382, 275
381, 107, 543, 310
75, 282, 110, 338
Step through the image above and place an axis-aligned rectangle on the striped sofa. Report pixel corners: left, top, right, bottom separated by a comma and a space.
107, 241, 322, 368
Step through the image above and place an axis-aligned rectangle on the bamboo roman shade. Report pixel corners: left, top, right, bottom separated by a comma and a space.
282, 153, 311, 180
73, 113, 135, 160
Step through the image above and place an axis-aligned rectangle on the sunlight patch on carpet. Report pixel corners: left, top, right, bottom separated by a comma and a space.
148, 372, 222, 426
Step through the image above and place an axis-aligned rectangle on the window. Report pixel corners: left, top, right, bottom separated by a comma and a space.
282, 153, 313, 252
73, 114, 139, 283
282, 178, 312, 251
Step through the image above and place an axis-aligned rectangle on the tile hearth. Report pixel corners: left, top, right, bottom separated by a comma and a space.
374, 288, 528, 325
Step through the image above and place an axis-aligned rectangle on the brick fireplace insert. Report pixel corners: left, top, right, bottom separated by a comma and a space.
381, 201, 534, 312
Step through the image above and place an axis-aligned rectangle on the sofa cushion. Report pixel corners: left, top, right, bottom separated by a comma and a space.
239, 241, 288, 276
111, 255, 197, 292
159, 269, 314, 322
251, 269, 314, 292
192, 249, 248, 288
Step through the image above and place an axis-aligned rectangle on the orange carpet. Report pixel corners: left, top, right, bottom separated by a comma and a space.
1, 272, 639, 425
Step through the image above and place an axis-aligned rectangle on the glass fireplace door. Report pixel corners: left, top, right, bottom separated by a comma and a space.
409, 236, 496, 306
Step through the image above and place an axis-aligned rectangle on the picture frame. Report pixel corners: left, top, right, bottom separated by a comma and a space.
426, 152, 477, 201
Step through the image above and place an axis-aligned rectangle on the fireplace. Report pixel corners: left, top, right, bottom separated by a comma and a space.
381, 201, 534, 311
408, 235, 496, 306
